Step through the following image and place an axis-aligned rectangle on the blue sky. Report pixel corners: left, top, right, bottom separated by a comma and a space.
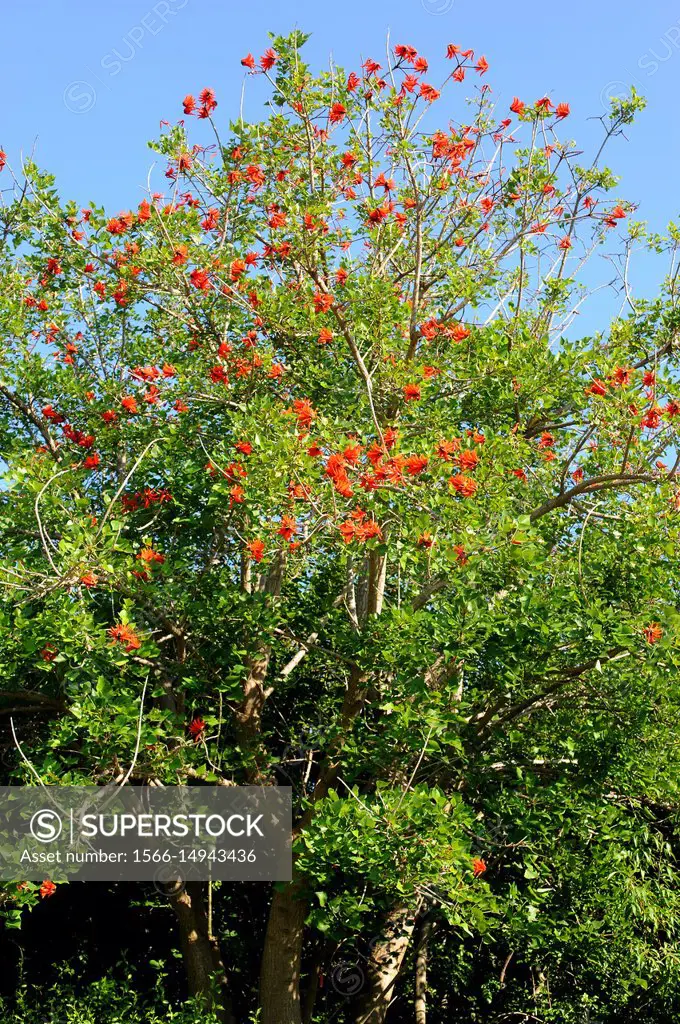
2, 0, 680, 327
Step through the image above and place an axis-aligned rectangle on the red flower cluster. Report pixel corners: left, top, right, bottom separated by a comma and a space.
121, 489, 172, 513
338, 509, 383, 544
188, 717, 206, 738
137, 547, 165, 565
182, 87, 218, 119
108, 624, 142, 652
246, 539, 265, 562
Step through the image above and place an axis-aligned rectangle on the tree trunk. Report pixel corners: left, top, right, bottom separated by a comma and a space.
168, 881, 235, 1024
355, 904, 417, 1024
414, 915, 433, 1024
259, 663, 368, 1022
260, 881, 307, 1024
302, 938, 336, 1024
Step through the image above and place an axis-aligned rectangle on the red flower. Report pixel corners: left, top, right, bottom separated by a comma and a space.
585, 379, 607, 398
335, 269, 349, 291
182, 94, 195, 115
394, 44, 418, 60
292, 398, 317, 430
329, 103, 347, 124
190, 268, 211, 291
368, 205, 389, 224
318, 327, 334, 345
230, 259, 246, 281
436, 438, 460, 461
472, 857, 487, 877
555, 102, 570, 119
475, 56, 489, 74
188, 717, 206, 738
268, 209, 287, 229
403, 383, 421, 402
405, 455, 429, 475
278, 516, 297, 541
339, 520, 357, 544
643, 623, 663, 645
177, 152, 192, 173
246, 539, 265, 562
80, 572, 98, 588
246, 164, 266, 187
313, 291, 333, 313
235, 440, 252, 456
143, 386, 161, 405
558, 236, 572, 251
450, 324, 470, 343
42, 405, 64, 423
260, 49, 278, 71
241, 53, 255, 70
419, 83, 440, 103
121, 396, 138, 414
40, 880, 57, 898
108, 624, 142, 652
138, 547, 165, 565
510, 97, 525, 115
199, 87, 217, 116
641, 406, 662, 430
454, 545, 468, 565
611, 366, 631, 387
457, 449, 479, 471
83, 453, 100, 470
229, 485, 245, 506
449, 474, 477, 497
362, 59, 382, 75
339, 513, 382, 544
41, 645, 58, 662
417, 531, 434, 549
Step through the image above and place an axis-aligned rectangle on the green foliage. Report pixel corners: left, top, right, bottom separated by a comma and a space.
0, 29, 679, 1023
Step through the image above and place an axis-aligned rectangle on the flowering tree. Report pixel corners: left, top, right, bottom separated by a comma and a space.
2, 30, 680, 1024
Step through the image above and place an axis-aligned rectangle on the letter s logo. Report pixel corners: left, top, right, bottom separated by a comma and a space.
29, 809, 63, 843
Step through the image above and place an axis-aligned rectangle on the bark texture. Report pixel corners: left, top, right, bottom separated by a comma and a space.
414, 915, 434, 1024
168, 881, 235, 1024
260, 881, 308, 1024
354, 904, 417, 1024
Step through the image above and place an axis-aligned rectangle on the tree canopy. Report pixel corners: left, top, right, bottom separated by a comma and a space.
1, 29, 680, 1024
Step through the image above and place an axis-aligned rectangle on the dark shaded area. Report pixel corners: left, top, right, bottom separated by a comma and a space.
0, 883, 181, 999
